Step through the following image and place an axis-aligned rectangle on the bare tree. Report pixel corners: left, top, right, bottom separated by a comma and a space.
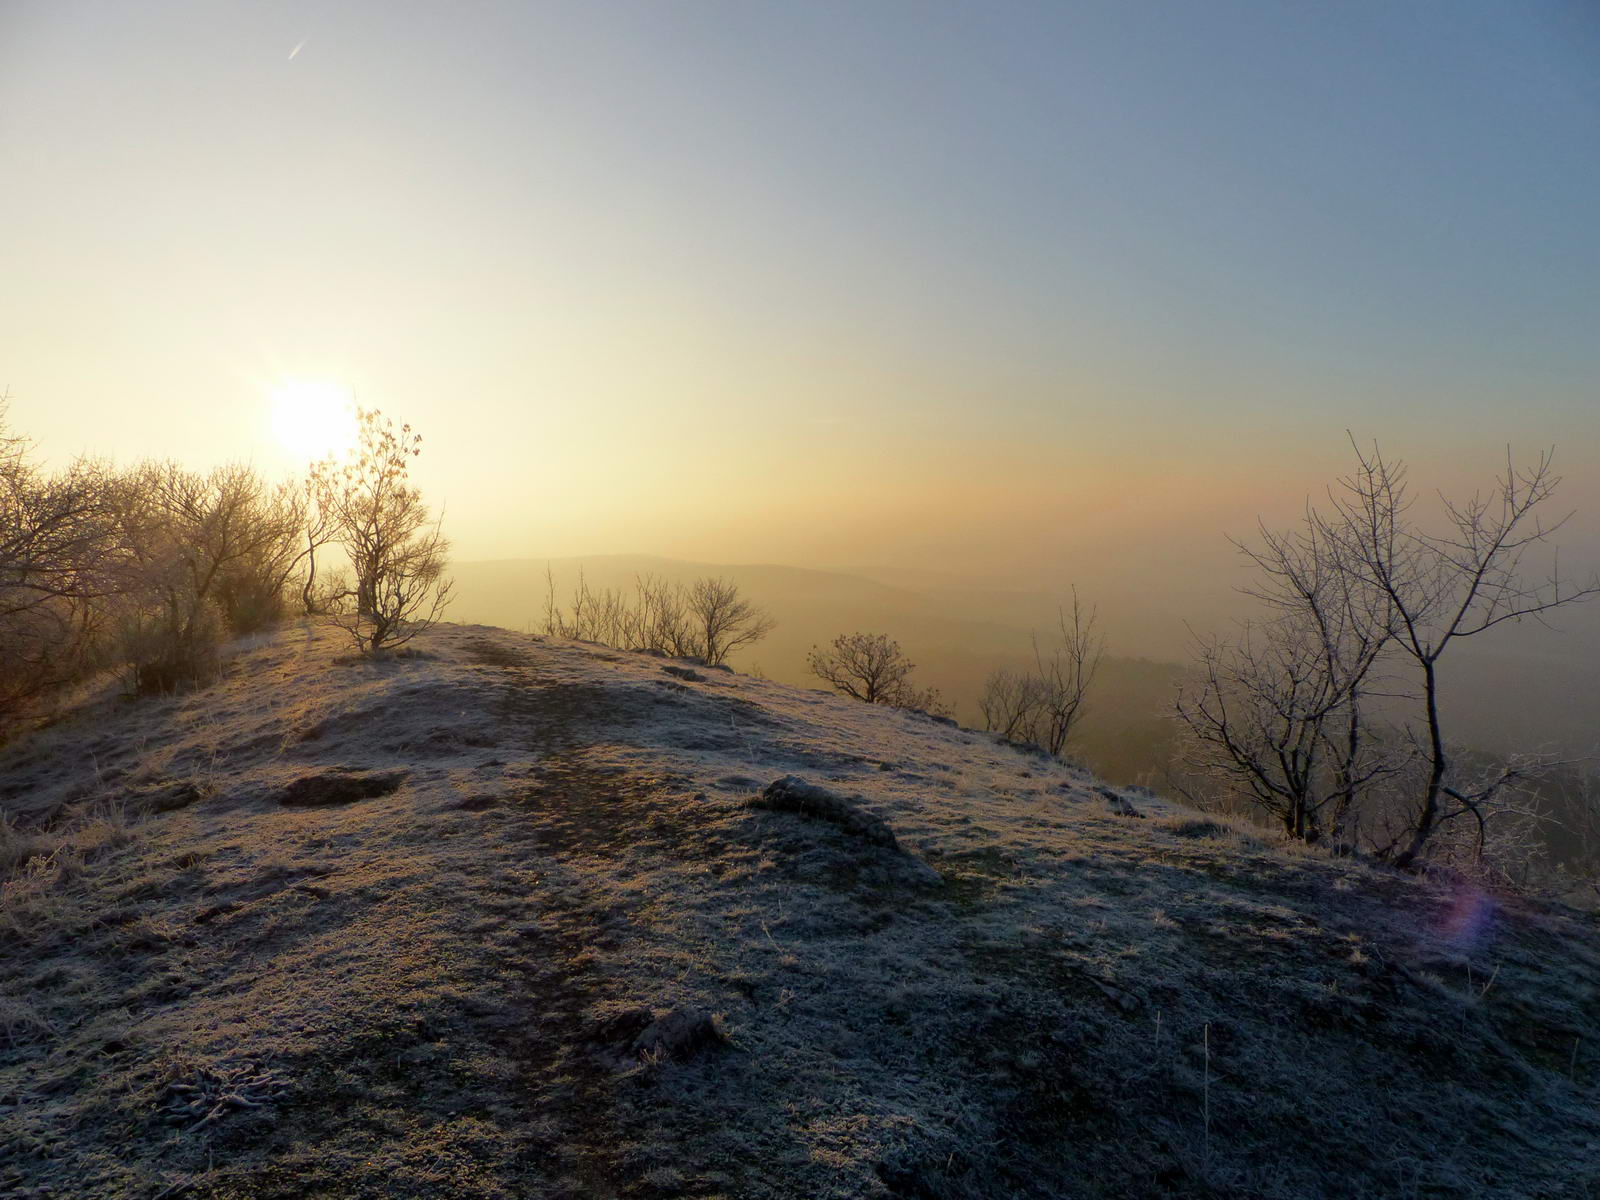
333, 516, 453, 654
978, 668, 1040, 743
1179, 438, 1598, 867
287, 475, 340, 615
1175, 508, 1395, 844
1328, 441, 1598, 868
0, 406, 126, 721
683, 577, 775, 668
980, 588, 1103, 757
1027, 588, 1104, 757
808, 632, 949, 715
318, 409, 453, 654
118, 462, 303, 689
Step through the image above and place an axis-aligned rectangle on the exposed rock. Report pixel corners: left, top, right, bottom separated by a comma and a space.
592, 1006, 655, 1045
594, 1006, 722, 1062
632, 1007, 722, 1061
279, 770, 407, 807
746, 776, 900, 850
1095, 785, 1144, 818
136, 781, 208, 813
662, 665, 703, 682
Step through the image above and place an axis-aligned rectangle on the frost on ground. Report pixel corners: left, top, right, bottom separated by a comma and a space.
1, 620, 1598, 1199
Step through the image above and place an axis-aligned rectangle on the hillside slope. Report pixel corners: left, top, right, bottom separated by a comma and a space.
450, 555, 1187, 787
2, 622, 1598, 1199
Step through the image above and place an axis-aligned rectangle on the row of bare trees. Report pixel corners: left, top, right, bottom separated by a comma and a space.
0, 400, 452, 735
1175, 439, 1599, 871
542, 570, 773, 668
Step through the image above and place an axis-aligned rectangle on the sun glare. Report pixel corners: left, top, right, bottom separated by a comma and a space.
269, 380, 358, 461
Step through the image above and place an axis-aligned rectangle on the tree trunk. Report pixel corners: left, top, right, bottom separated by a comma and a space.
1393, 658, 1445, 870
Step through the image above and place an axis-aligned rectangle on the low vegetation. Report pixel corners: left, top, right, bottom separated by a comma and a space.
978, 586, 1104, 756
807, 630, 949, 716
4, 400, 1600, 1194
543, 568, 774, 668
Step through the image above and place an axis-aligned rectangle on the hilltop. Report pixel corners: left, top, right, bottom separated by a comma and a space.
2, 621, 1598, 1199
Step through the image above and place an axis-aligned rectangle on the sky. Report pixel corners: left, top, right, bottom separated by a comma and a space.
2, 1, 1597, 641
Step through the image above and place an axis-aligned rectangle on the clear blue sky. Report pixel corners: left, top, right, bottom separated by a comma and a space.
1, 1, 1596, 599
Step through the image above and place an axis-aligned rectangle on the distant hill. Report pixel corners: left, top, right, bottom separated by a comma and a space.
2, 620, 1596, 1198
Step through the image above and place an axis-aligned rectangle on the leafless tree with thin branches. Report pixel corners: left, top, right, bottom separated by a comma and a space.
808, 632, 949, 716
1178, 436, 1599, 868
1327, 440, 1599, 867
980, 587, 1103, 757
0, 401, 126, 722
1174, 507, 1396, 844
684, 577, 775, 668
317, 409, 453, 654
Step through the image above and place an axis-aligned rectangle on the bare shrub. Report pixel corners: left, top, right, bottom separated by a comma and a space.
808, 632, 949, 716
1547, 765, 1600, 907
635, 574, 697, 657
977, 668, 1038, 743
979, 588, 1103, 757
0, 403, 126, 728
542, 570, 771, 666
213, 479, 318, 630
316, 409, 453, 654
117, 462, 302, 689
119, 595, 226, 695
684, 577, 774, 668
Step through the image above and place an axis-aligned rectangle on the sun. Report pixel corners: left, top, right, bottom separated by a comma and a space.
269, 380, 358, 461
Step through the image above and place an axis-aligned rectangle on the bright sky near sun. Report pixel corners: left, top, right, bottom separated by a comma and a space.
1, 1, 1597, 611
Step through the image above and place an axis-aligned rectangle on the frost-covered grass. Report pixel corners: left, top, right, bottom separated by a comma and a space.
1, 618, 1597, 1199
